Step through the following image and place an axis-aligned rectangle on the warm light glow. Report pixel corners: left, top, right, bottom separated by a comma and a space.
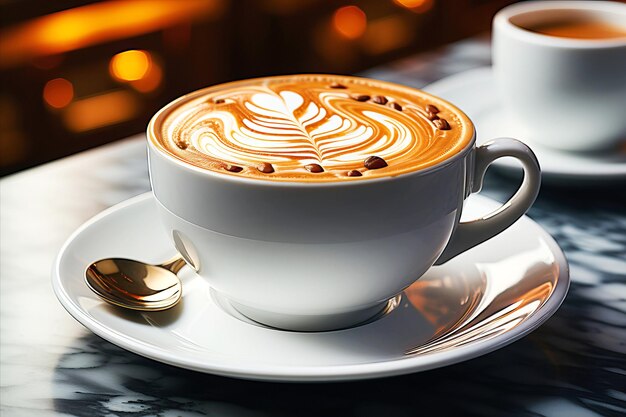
362, 15, 413, 55
0, 0, 225, 68
393, 0, 434, 13
110, 50, 163, 92
333, 6, 367, 40
62, 90, 139, 132
110, 50, 151, 81
130, 61, 163, 93
43, 78, 74, 109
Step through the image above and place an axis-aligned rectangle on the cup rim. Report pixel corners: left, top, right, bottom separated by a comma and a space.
147, 74, 476, 189
494, 0, 626, 49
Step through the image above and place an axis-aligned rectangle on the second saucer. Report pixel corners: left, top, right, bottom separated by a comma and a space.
425, 67, 626, 185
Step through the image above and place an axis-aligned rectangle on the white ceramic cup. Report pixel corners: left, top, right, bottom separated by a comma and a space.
493, 1, 626, 152
147, 80, 541, 332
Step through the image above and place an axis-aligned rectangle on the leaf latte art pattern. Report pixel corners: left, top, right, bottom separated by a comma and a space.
154, 75, 473, 182
181, 90, 426, 168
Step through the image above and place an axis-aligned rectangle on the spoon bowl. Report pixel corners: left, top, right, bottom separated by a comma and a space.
85, 256, 185, 311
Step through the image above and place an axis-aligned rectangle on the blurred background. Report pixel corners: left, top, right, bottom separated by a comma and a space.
0, 0, 515, 176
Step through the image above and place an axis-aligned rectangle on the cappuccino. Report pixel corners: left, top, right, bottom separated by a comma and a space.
147, 74, 541, 331
151, 75, 473, 182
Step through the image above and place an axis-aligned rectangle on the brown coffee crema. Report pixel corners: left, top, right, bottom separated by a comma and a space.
151, 75, 474, 182
522, 20, 626, 39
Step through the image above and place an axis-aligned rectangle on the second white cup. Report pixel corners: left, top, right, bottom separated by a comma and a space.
493, 1, 626, 152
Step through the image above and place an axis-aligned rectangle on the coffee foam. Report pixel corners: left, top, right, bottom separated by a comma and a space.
151, 75, 473, 182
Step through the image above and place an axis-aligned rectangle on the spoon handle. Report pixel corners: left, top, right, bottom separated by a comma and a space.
162, 255, 187, 274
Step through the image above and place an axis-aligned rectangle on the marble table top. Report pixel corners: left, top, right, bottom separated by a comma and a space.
1, 37, 625, 417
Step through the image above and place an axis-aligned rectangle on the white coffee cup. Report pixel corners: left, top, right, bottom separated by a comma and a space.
493, 1, 626, 152
147, 78, 541, 332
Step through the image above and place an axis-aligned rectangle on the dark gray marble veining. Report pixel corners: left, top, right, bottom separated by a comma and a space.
1, 38, 625, 417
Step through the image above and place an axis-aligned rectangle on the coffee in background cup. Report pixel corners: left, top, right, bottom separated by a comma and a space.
523, 17, 626, 39
493, 1, 626, 152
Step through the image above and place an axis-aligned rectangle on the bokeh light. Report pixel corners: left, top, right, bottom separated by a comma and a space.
0, 0, 225, 69
63, 90, 138, 132
129, 61, 163, 93
333, 6, 367, 40
109, 50, 151, 82
393, 0, 434, 13
43, 78, 74, 109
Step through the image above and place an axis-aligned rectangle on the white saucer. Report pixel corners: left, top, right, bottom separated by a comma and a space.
424, 67, 626, 185
53, 193, 569, 382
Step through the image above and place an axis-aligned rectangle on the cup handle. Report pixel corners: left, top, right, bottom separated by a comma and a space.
434, 138, 541, 265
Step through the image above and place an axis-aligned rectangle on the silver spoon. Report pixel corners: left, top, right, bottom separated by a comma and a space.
85, 255, 185, 311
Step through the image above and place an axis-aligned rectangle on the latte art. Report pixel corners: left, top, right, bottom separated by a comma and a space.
153, 75, 473, 181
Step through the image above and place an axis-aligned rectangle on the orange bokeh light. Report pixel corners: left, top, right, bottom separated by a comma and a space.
43, 78, 74, 109
333, 6, 367, 40
130, 61, 163, 93
0, 0, 225, 69
110, 50, 151, 81
63, 90, 139, 132
393, 0, 434, 13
